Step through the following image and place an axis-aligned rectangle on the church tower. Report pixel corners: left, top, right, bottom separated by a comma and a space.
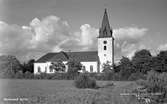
98, 9, 114, 72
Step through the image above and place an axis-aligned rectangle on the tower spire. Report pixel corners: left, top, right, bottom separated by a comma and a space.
99, 8, 112, 38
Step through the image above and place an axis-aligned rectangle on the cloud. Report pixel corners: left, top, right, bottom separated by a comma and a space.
0, 15, 148, 62
158, 44, 167, 51
70, 24, 98, 51
112, 27, 148, 59
113, 27, 148, 40
0, 16, 99, 62
121, 43, 146, 59
0, 21, 33, 57
52, 39, 70, 52
79, 24, 98, 46
0, 16, 71, 61
59, 24, 99, 52
64, 26, 148, 59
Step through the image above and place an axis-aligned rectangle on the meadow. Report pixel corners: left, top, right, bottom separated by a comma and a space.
0, 79, 140, 104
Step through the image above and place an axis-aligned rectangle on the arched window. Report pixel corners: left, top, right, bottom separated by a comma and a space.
104, 46, 107, 50
38, 66, 41, 72
50, 68, 53, 72
82, 66, 86, 73
90, 65, 93, 72
45, 67, 47, 73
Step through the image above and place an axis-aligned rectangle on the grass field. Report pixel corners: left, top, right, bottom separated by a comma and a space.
0, 79, 140, 104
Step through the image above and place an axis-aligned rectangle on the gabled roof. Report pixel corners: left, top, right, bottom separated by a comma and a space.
67, 51, 98, 62
36, 53, 59, 62
99, 8, 113, 38
36, 51, 99, 63
50, 52, 69, 62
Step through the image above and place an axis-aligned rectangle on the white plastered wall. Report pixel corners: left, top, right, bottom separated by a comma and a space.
98, 37, 114, 72
34, 62, 52, 74
81, 61, 98, 73
34, 61, 68, 74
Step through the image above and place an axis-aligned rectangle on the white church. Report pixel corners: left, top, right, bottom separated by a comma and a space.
34, 9, 114, 74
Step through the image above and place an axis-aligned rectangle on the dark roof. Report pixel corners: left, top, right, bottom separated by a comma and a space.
36, 51, 99, 63
67, 51, 98, 62
36, 53, 58, 62
99, 8, 113, 38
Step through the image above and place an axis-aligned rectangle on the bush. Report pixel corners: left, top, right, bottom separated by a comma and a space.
14, 71, 24, 79
136, 70, 167, 103
24, 71, 34, 79
101, 72, 113, 80
3, 70, 16, 78
146, 70, 167, 93
136, 79, 146, 86
74, 74, 97, 89
100, 82, 114, 88
51, 73, 68, 80
66, 72, 79, 80
128, 72, 146, 81
34, 73, 48, 79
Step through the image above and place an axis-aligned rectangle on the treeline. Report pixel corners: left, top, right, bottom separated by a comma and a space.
0, 55, 35, 78
111, 49, 167, 80
0, 49, 167, 80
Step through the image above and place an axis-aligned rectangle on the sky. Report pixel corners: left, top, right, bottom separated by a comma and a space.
0, 0, 167, 62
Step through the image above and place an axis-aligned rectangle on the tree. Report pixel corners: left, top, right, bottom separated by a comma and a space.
0, 55, 22, 77
66, 59, 82, 74
132, 49, 152, 74
0, 55, 22, 72
101, 61, 114, 80
118, 56, 135, 80
150, 51, 167, 72
22, 59, 35, 73
102, 61, 113, 73
27, 59, 35, 73
49, 60, 66, 72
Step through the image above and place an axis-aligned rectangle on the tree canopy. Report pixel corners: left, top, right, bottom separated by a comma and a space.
0, 55, 22, 77
0, 55, 22, 72
66, 59, 82, 74
22, 59, 35, 73
102, 61, 113, 73
49, 60, 66, 72
132, 49, 152, 73
118, 56, 135, 79
150, 51, 167, 72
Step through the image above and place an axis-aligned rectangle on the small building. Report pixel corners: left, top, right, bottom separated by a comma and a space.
34, 9, 114, 74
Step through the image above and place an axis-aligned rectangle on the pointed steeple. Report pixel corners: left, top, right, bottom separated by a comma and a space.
99, 8, 113, 38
